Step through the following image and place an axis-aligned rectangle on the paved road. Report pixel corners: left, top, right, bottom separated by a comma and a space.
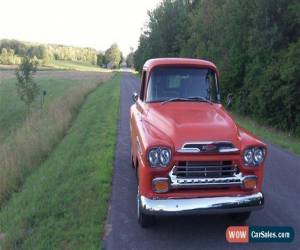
104, 73, 300, 250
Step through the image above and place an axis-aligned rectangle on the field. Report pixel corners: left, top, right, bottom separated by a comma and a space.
0, 71, 110, 137
0, 68, 117, 208
0, 73, 120, 249
0, 69, 114, 205
46, 60, 111, 72
0, 60, 110, 73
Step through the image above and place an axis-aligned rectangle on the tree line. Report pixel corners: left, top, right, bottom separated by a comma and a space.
0, 39, 125, 69
134, 0, 300, 136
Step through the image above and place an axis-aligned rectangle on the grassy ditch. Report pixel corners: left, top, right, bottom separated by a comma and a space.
0, 75, 111, 204
0, 77, 86, 141
233, 113, 300, 155
0, 73, 121, 249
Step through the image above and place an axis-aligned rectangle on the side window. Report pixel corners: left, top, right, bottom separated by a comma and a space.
139, 71, 147, 101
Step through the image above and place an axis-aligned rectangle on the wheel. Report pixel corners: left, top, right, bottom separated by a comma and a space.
137, 188, 155, 228
230, 212, 251, 223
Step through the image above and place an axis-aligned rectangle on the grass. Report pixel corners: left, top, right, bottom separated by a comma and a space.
233, 112, 300, 155
0, 77, 82, 141
46, 60, 110, 72
0, 60, 110, 72
0, 65, 53, 71
0, 73, 121, 249
0, 70, 112, 204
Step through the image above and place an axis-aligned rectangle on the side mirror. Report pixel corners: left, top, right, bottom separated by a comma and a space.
132, 92, 138, 103
226, 93, 233, 107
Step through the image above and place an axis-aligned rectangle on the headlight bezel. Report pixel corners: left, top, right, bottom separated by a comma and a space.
147, 147, 172, 168
243, 146, 266, 167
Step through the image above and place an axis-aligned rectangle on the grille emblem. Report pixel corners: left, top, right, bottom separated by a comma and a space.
201, 144, 217, 152
177, 141, 239, 154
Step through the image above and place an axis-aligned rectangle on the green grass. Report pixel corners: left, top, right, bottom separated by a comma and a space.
0, 61, 109, 72
0, 65, 53, 71
0, 74, 121, 249
0, 77, 81, 141
233, 112, 300, 155
46, 60, 110, 72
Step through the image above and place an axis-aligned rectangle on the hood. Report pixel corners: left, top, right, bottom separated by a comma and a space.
144, 102, 241, 150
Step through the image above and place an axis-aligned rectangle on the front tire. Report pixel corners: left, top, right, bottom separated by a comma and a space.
137, 188, 155, 228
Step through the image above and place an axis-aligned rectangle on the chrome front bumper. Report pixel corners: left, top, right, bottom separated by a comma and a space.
140, 192, 264, 216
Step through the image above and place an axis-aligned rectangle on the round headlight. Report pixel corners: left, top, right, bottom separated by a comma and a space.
243, 148, 254, 166
253, 148, 264, 164
148, 148, 160, 166
243, 147, 266, 166
159, 149, 171, 166
148, 147, 172, 167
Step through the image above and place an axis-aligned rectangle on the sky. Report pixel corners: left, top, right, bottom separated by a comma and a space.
0, 0, 162, 55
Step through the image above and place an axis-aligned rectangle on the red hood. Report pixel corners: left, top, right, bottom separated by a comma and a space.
144, 102, 241, 150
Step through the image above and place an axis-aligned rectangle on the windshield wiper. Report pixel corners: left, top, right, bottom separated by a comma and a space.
161, 96, 213, 105
185, 96, 213, 105
161, 97, 191, 105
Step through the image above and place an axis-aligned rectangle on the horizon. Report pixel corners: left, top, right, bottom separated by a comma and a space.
0, 0, 162, 56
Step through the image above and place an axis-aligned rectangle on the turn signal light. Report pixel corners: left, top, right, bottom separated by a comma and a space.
243, 177, 257, 190
152, 178, 169, 193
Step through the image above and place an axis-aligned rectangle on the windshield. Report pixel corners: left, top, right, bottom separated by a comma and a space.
146, 67, 219, 103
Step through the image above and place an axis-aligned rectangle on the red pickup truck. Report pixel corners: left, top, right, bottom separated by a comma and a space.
130, 58, 266, 227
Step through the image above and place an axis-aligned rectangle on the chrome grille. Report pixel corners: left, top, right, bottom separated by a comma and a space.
174, 161, 238, 179
169, 161, 243, 189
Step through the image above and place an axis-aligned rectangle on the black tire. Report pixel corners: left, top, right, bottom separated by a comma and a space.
137, 188, 155, 228
231, 212, 251, 222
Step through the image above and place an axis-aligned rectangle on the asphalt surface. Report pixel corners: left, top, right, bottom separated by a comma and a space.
104, 72, 300, 250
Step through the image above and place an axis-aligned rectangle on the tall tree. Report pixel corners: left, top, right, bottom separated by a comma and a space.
97, 52, 105, 67
104, 43, 122, 68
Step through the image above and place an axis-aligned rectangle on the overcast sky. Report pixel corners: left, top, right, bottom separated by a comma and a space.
0, 0, 161, 55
